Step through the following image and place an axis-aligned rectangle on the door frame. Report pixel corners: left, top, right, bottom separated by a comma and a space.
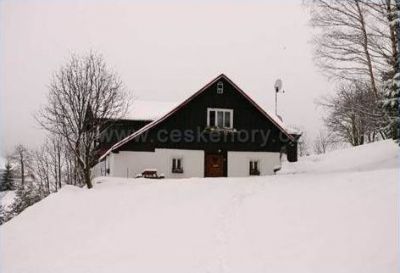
204, 150, 228, 177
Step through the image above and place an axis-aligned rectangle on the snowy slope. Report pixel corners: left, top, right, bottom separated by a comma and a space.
281, 140, 399, 174
0, 141, 398, 273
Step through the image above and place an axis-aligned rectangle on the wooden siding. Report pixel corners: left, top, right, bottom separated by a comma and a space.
116, 77, 292, 153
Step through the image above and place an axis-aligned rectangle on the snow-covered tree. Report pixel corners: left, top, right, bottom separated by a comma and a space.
383, 0, 400, 142
10, 144, 33, 186
319, 81, 386, 146
313, 129, 337, 154
10, 181, 43, 217
0, 205, 7, 225
1, 161, 15, 191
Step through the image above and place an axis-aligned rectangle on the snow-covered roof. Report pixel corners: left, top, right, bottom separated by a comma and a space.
124, 100, 179, 121
263, 111, 302, 136
100, 74, 297, 161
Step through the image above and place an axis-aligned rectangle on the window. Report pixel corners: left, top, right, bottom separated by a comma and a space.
207, 108, 233, 129
249, 160, 260, 176
172, 158, 183, 173
217, 81, 224, 94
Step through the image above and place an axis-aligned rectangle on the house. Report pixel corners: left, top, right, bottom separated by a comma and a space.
93, 74, 300, 179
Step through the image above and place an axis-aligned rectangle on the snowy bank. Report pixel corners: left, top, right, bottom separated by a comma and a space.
0, 141, 398, 273
281, 139, 399, 174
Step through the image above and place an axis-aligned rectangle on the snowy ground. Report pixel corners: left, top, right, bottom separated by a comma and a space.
0, 157, 5, 169
0, 140, 398, 273
0, 191, 16, 210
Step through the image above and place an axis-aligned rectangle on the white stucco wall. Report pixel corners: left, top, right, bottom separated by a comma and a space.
92, 156, 111, 177
92, 149, 281, 179
91, 161, 103, 177
104, 149, 204, 179
227, 151, 281, 177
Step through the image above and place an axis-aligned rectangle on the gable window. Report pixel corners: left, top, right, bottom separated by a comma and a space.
249, 160, 260, 176
217, 81, 224, 94
172, 158, 183, 173
207, 108, 233, 129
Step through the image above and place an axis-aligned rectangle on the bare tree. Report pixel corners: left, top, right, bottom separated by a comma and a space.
291, 127, 310, 157
63, 146, 79, 186
313, 129, 337, 154
361, 0, 398, 75
10, 145, 32, 186
32, 137, 66, 194
38, 52, 130, 188
319, 81, 386, 146
33, 144, 51, 195
47, 136, 63, 192
307, 0, 380, 96
308, 0, 400, 143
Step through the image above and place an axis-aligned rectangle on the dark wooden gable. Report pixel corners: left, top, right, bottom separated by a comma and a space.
106, 74, 294, 155
94, 119, 152, 159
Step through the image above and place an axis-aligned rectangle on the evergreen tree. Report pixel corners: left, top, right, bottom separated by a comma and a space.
0, 205, 6, 225
10, 181, 43, 216
383, 0, 400, 143
383, 72, 400, 141
1, 162, 15, 191
0, 204, 12, 225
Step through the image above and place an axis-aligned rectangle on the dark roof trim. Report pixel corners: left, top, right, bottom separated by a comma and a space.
99, 74, 295, 161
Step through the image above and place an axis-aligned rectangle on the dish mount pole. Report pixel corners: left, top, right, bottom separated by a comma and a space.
274, 79, 283, 117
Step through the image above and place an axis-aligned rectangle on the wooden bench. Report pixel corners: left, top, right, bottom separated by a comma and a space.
138, 169, 165, 179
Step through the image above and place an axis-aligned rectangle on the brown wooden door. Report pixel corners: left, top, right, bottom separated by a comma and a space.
205, 154, 224, 177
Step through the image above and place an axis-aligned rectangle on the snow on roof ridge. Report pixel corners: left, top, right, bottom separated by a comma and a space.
124, 100, 180, 121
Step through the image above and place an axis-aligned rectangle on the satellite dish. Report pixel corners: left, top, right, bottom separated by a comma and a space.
274, 79, 283, 93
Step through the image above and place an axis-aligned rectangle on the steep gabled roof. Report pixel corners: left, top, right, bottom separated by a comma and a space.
99, 74, 296, 161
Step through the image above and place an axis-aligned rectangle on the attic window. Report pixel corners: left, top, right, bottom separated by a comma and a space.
217, 81, 224, 94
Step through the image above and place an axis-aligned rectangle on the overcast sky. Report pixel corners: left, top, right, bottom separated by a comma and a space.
0, 0, 333, 156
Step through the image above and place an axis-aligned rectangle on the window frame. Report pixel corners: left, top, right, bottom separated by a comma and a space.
207, 108, 234, 129
172, 158, 183, 174
249, 160, 260, 176
217, 81, 224, 94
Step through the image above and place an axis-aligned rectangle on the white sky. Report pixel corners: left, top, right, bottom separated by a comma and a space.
0, 0, 333, 156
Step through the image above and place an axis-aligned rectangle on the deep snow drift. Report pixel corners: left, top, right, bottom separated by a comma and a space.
0, 140, 398, 273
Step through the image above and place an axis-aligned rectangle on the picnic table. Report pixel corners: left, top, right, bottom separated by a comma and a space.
137, 169, 165, 179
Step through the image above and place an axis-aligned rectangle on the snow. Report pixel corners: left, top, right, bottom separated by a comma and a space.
0, 157, 5, 169
100, 97, 298, 161
263, 109, 301, 135
1, 140, 398, 273
281, 140, 399, 174
0, 191, 16, 210
125, 100, 179, 121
